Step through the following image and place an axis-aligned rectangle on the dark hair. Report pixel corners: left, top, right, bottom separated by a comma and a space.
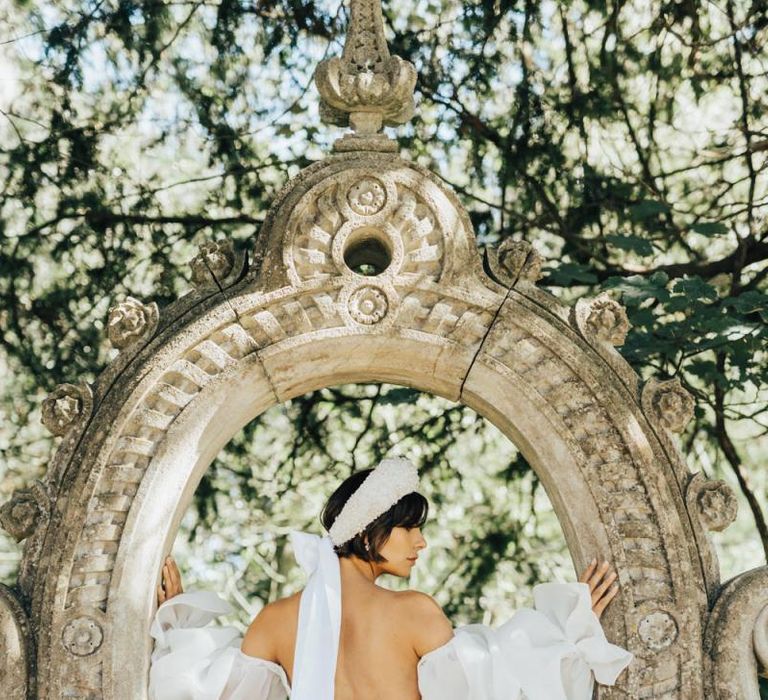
321, 468, 428, 563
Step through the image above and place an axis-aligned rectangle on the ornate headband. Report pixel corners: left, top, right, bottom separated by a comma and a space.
328, 457, 421, 547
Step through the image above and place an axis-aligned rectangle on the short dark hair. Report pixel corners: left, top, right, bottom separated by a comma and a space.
321, 468, 428, 563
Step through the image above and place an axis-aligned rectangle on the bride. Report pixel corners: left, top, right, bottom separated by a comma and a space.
149, 457, 632, 699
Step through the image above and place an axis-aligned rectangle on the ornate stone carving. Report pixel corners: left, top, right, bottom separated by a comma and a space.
706, 567, 768, 698
643, 377, 695, 433
0, 584, 30, 699
639, 610, 679, 651
62, 616, 103, 656
348, 285, 388, 324
696, 479, 738, 532
585, 295, 630, 345
575, 293, 630, 346
755, 604, 768, 678
107, 296, 159, 349
0, 480, 49, 542
190, 240, 236, 286
40, 382, 92, 436
347, 178, 386, 215
286, 169, 445, 286
315, 0, 416, 150
486, 239, 543, 287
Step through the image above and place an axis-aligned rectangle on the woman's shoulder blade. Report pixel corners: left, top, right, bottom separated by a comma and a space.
393, 590, 454, 656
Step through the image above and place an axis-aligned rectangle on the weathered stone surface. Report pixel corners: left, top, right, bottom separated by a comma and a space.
642, 376, 695, 433
485, 239, 543, 287
0, 584, 30, 700
575, 293, 630, 347
705, 567, 768, 698
0, 480, 49, 543
189, 240, 239, 289
107, 296, 159, 349
40, 382, 93, 437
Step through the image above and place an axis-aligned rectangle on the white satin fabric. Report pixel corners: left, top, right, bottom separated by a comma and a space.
148, 531, 633, 700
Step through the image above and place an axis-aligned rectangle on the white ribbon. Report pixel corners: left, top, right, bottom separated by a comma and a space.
288, 531, 342, 700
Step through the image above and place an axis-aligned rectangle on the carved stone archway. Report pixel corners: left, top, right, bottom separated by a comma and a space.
1, 2, 766, 699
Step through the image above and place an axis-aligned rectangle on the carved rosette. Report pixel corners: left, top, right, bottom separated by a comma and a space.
0, 480, 49, 543
62, 616, 103, 656
346, 177, 387, 215
642, 377, 695, 433
638, 610, 679, 651
190, 240, 237, 287
575, 293, 630, 346
348, 285, 388, 324
692, 478, 738, 532
40, 382, 92, 436
107, 296, 159, 349
486, 239, 543, 287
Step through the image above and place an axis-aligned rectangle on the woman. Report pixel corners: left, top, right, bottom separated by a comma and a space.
149, 457, 632, 699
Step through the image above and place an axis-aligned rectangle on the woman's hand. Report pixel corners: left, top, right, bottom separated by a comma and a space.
578, 559, 619, 619
157, 555, 184, 606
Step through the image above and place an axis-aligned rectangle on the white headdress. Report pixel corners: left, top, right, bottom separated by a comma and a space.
328, 457, 421, 546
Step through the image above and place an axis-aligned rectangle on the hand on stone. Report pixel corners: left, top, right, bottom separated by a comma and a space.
157, 555, 184, 606
578, 559, 619, 620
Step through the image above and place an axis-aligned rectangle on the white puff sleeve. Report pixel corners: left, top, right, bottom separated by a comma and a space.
148, 591, 290, 700
417, 582, 633, 700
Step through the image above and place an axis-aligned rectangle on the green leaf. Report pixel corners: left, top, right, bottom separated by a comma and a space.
545, 262, 598, 286
691, 222, 728, 236
670, 276, 718, 303
628, 200, 669, 221
605, 234, 654, 256
378, 388, 420, 405
726, 291, 768, 317
604, 273, 670, 305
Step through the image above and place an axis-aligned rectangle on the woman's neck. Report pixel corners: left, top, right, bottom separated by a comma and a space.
339, 554, 380, 585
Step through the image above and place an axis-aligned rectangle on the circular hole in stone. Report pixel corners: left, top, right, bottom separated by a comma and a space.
343, 229, 392, 277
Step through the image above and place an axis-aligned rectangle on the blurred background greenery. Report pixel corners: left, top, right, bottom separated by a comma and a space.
0, 3, 766, 673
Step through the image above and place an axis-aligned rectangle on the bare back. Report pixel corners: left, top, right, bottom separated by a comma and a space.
241, 569, 453, 699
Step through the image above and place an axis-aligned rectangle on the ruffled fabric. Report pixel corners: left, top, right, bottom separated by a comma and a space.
148, 590, 289, 700
418, 582, 632, 700
148, 532, 632, 700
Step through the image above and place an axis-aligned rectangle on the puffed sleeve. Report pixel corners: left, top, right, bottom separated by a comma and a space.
418, 582, 632, 700
148, 591, 290, 700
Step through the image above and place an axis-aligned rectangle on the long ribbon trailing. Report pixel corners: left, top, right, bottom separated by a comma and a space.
288, 531, 342, 700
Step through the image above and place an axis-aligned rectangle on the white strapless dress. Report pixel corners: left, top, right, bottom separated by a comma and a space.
148, 533, 632, 700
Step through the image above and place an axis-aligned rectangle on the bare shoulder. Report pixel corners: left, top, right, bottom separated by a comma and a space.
241, 591, 301, 661
394, 590, 454, 657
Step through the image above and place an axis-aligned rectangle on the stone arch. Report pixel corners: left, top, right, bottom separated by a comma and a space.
2, 3, 766, 698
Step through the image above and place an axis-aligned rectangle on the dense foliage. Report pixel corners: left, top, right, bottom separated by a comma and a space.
0, 0, 766, 632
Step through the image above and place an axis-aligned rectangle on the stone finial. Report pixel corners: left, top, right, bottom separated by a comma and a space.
0, 481, 49, 543
584, 293, 630, 346
315, 0, 416, 151
574, 293, 630, 347
41, 383, 91, 436
190, 240, 236, 287
697, 479, 738, 532
486, 239, 543, 287
643, 377, 695, 433
107, 296, 159, 349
